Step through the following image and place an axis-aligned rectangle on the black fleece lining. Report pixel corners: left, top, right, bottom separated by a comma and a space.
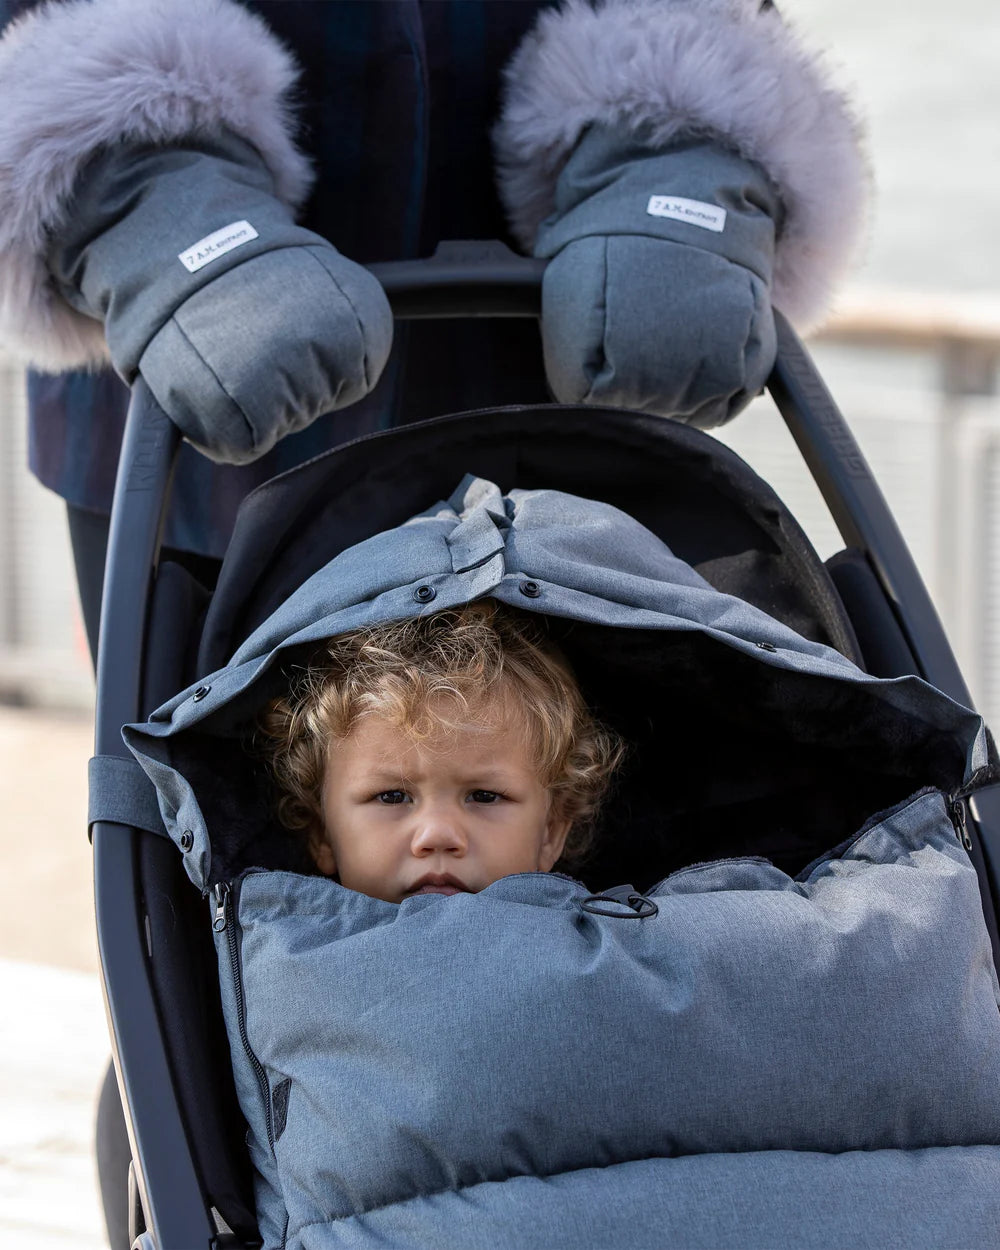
561, 625, 975, 886
174, 623, 977, 890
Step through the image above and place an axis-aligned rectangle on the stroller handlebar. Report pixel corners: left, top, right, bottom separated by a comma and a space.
368, 240, 546, 318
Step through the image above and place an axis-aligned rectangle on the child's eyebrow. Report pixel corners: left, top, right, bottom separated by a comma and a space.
355, 763, 519, 783
456, 769, 526, 790
356, 766, 410, 782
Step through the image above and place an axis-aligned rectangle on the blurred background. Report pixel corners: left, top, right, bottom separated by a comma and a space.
0, 2, 997, 1246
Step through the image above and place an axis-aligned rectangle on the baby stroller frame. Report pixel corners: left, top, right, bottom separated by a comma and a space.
90, 243, 1000, 1249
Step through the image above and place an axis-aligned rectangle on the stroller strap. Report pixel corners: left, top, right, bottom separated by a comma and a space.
89, 754, 167, 838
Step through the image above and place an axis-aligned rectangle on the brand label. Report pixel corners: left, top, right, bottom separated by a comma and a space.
646, 195, 726, 233
178, 220, 259, 273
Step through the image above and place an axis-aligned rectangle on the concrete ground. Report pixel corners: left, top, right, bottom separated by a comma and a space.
0, 704, 110, 1249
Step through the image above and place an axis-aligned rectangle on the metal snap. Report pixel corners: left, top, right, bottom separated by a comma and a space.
179, 831, 194, 851
192, 685, 211, 702
519, 580, 541, 599
755, 641, 777, 653
413, 585, 436, 604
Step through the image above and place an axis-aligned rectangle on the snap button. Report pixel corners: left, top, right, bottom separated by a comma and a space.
179, 831, 194, 851
413, 585, 436, 604
519, 580, 541, 599
192, 685, 211, 702
756, 641, 777, 653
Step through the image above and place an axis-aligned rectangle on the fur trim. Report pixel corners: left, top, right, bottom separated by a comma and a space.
495, 0, 869, 330
0, 0, 313, 370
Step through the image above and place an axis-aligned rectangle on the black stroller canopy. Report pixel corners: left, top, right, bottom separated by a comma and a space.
198, 405, 861, 674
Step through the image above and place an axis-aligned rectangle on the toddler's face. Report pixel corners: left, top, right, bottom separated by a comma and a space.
315, 706, 570, 903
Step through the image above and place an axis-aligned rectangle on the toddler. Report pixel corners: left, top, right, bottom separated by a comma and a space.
260, 600, 623, 902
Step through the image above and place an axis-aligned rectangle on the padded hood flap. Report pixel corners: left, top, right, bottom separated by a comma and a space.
123, 477, 994, 892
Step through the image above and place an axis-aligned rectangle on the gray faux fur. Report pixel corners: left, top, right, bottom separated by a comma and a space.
495, 0, 869, 330
0, 0, 312, 370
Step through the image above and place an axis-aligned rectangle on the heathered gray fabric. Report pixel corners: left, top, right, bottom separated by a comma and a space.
48, 133, 392, 464
122, 477, 1000, 1248
228, 791, 1000, 1249
535, 125, 779, 426
295, 1148, 1000, 1249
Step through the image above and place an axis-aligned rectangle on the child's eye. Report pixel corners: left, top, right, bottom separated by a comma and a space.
375, 790, 408, 805
469, 790, 501, 804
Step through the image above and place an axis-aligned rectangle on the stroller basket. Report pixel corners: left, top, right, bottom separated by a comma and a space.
91, 243, 1000, 1249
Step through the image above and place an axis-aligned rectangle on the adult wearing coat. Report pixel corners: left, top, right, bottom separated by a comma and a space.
0, 1, 866, 1245
0, 0, 866, 609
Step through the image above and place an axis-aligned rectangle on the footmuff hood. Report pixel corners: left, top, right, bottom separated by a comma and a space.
123, 475, 994, 895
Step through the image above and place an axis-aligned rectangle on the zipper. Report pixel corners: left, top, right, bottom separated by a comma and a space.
212, 882, 229, 933
951, 797, 974, 852
213, 881, 275, 1152
948, 763, 996, 853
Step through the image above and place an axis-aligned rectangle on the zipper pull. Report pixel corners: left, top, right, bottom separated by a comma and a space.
953, 799, 974, 852
213, 882, 231, 932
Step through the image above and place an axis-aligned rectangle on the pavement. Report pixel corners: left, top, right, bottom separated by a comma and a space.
0, 704, 110, 1250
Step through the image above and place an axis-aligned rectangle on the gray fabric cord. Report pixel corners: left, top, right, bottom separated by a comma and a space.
48, 133, 393, 464
535, 124, 779, 426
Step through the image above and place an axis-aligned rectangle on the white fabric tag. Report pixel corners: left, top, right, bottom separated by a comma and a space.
178, 220, 259, 273
646, 196, 726, 233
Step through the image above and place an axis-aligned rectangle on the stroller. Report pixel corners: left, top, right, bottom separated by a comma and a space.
90, 245, 1000, 1249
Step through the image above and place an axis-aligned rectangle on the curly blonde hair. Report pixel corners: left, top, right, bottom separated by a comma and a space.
258, 600, 623, 865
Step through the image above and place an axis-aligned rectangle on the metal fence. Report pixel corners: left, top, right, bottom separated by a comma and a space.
1, 298, 999, 724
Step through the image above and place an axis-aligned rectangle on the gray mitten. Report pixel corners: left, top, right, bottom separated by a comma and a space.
47, 133, 393, 464
0, 0, 394, 465
495, 0, 869, 428
535, 124, 779, 426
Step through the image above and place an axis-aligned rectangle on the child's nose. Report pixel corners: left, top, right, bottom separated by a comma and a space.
410, 804, 468, 856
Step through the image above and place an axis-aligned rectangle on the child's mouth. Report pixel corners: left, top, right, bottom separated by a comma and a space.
406, 874, 470, 896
